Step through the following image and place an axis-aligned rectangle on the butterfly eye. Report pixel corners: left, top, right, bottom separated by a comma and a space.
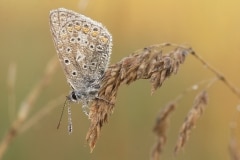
71, 91, 77, 101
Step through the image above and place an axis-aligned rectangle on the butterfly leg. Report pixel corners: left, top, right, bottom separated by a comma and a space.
82, 102, 90, 116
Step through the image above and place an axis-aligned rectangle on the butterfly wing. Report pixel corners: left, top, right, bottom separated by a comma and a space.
49, 8, 112, 90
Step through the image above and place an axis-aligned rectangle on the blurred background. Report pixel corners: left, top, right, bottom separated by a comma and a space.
1, 0, 240, 160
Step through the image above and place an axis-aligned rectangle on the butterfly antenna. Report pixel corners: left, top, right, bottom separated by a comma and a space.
57, 98, 68, 130
67, 104, 73, 134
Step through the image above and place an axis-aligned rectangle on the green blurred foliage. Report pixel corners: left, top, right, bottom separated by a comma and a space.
0, 0, 240, 160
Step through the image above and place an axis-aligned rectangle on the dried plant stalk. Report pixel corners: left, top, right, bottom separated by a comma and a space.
174, 90, 208, 154
191, 52, 240, 98
229, 121, 240, 160
19, 94, 66, 134
7, 62, 17, 122
229, 137, 240, 160
86, 43, 191, 151
151, 102, 176, 160
0, 57, 58, 160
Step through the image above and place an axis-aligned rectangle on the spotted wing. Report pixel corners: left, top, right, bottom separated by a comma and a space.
49, 8, 112, 90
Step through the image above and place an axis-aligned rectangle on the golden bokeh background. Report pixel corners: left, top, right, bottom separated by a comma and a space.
1, 0, 240, 160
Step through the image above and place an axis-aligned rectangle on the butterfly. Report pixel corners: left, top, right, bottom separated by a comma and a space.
49, 8, 112, 133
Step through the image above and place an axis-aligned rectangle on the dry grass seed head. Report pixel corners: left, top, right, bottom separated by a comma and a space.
174, 90, 208, 154
87, 43, 191, 151
151, 102, 176, 160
